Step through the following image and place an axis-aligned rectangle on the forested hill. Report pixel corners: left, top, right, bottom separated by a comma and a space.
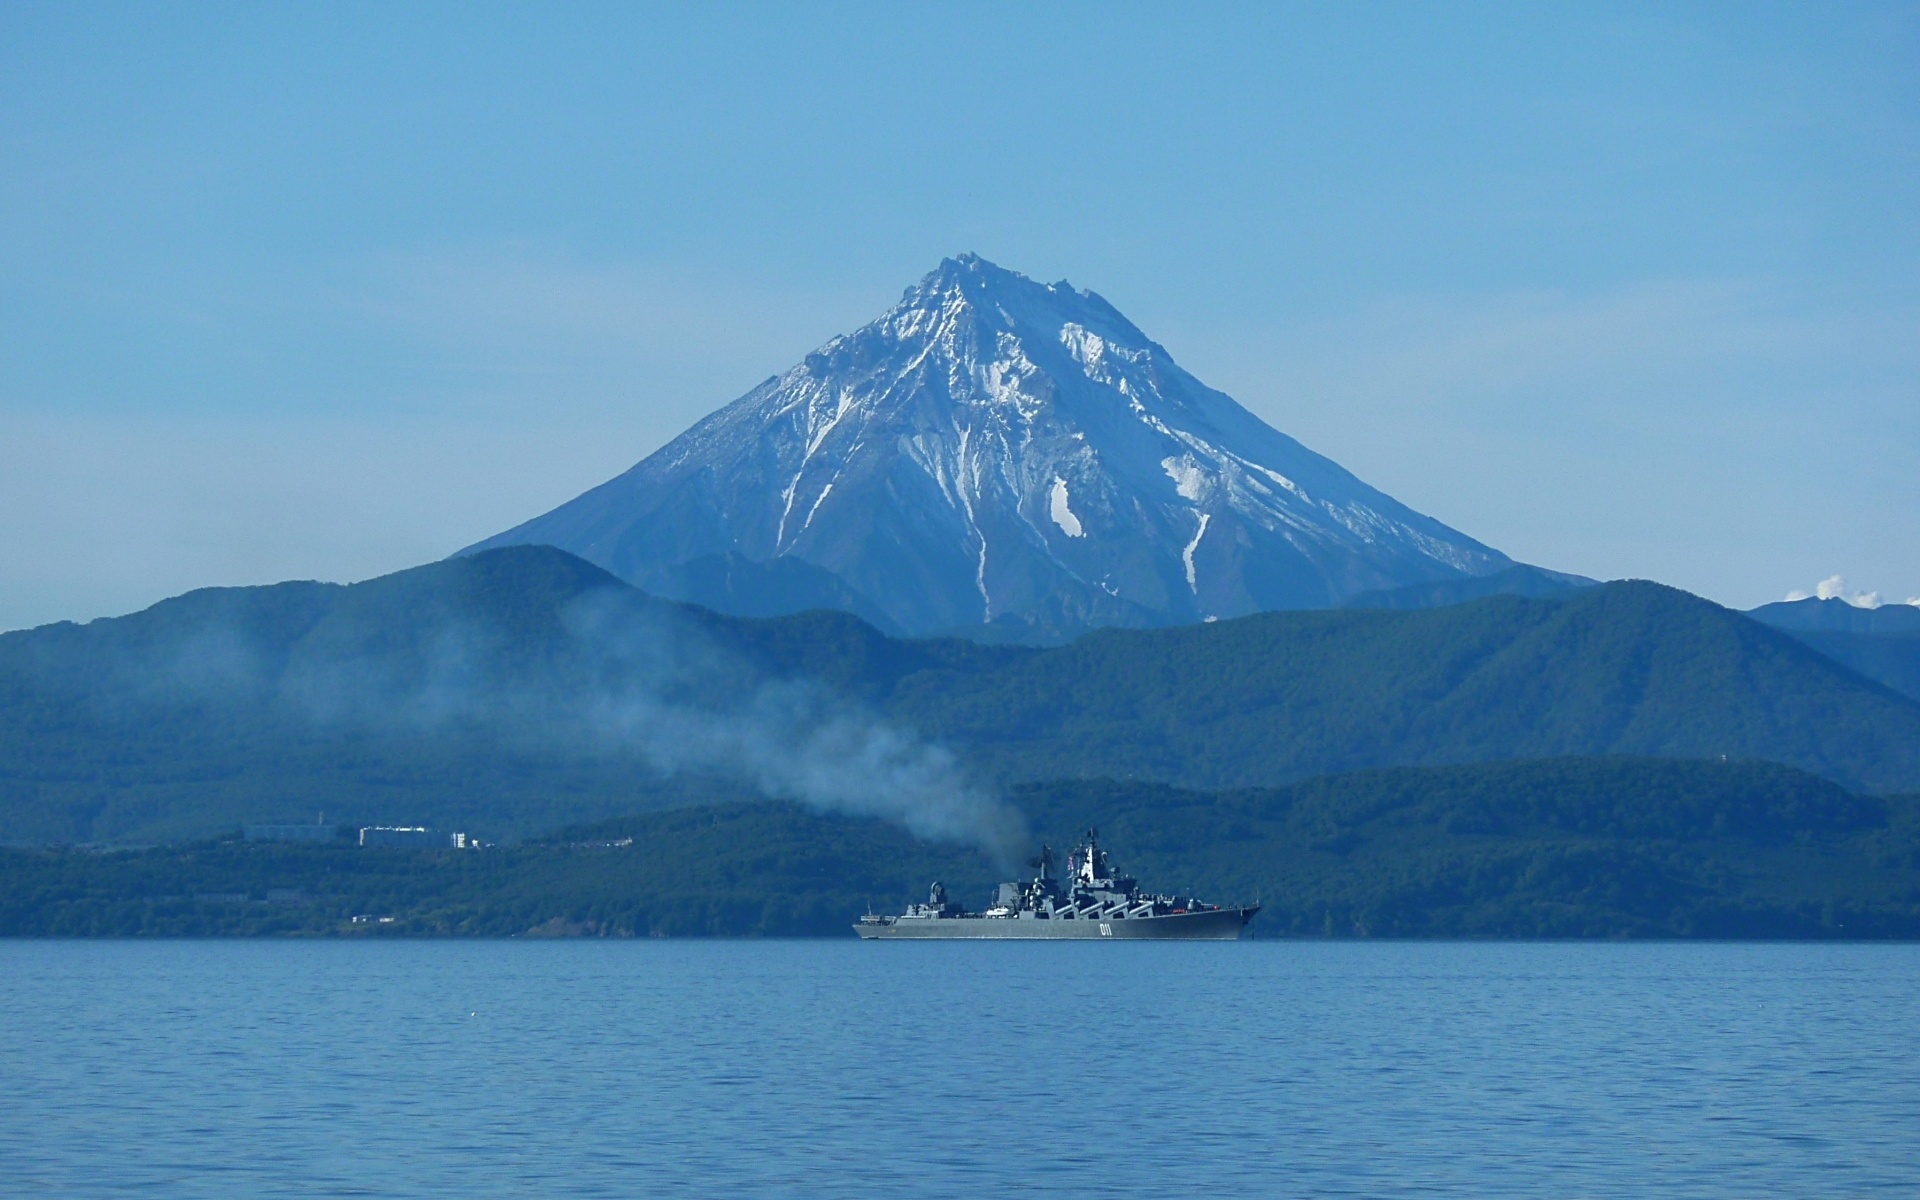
873, 580, 1920, 793
1745, 598, 1920, 704
3, 547, 1920, 845
4, 758, 1916, 939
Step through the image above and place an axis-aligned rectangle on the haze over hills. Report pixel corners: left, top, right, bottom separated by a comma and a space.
0, 547, 1023, 850
5, 546, 1920, 846
465, 255, 1526, 639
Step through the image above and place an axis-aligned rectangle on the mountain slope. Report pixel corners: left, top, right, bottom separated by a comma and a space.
466, 254, 1513, 637
1748, 598, 1920, 703
0, 548, 761, 844
878, 581, 1920, 794
6, 550, 1920, 845
1753, 629, 1920, 704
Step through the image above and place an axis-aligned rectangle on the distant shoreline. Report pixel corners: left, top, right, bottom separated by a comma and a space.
7, 759, 1919, 940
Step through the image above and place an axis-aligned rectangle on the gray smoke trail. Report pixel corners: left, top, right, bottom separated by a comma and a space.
104, 581, 1029, 863
554, 592, 1029, 864
575, 672, 1027, 861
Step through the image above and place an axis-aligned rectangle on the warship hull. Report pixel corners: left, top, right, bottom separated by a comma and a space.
855, 905, 1257, 940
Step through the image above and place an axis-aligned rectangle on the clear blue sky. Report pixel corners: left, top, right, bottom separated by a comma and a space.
3, 2, 1915, 630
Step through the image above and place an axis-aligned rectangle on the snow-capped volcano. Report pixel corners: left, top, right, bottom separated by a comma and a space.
465, 254, 1513, 637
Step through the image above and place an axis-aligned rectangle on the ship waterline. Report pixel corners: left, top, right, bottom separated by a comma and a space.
855, 905, 1256, 939
855, 829, 1258, 940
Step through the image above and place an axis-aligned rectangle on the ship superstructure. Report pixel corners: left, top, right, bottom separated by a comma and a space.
855, 829, 1257, 939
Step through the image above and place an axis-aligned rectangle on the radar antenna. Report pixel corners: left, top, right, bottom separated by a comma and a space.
1028, 844, 1055, 880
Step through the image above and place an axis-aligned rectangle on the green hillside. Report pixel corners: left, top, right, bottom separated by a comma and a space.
1744, 597, 1920, 702
880, 581, 1920, 793
1762, 630, 1920, 704
4, 547, 1920, 845
4, 759, 1916, 938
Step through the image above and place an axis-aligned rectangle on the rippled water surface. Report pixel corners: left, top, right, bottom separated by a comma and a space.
2, 941, 1917, 1197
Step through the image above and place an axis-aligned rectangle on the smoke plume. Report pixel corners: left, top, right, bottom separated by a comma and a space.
76, 578, 1029, 863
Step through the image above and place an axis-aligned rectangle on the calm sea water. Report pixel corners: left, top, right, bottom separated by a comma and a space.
2, 941, 1916, 1198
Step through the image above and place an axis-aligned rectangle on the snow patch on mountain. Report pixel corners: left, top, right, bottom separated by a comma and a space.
1163, 456, 1210, 504
1183, 512, 1211, 595
1048, 478, 1084, 538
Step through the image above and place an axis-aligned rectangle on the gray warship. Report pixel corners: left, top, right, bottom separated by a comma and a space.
854, 829, 1258, 939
